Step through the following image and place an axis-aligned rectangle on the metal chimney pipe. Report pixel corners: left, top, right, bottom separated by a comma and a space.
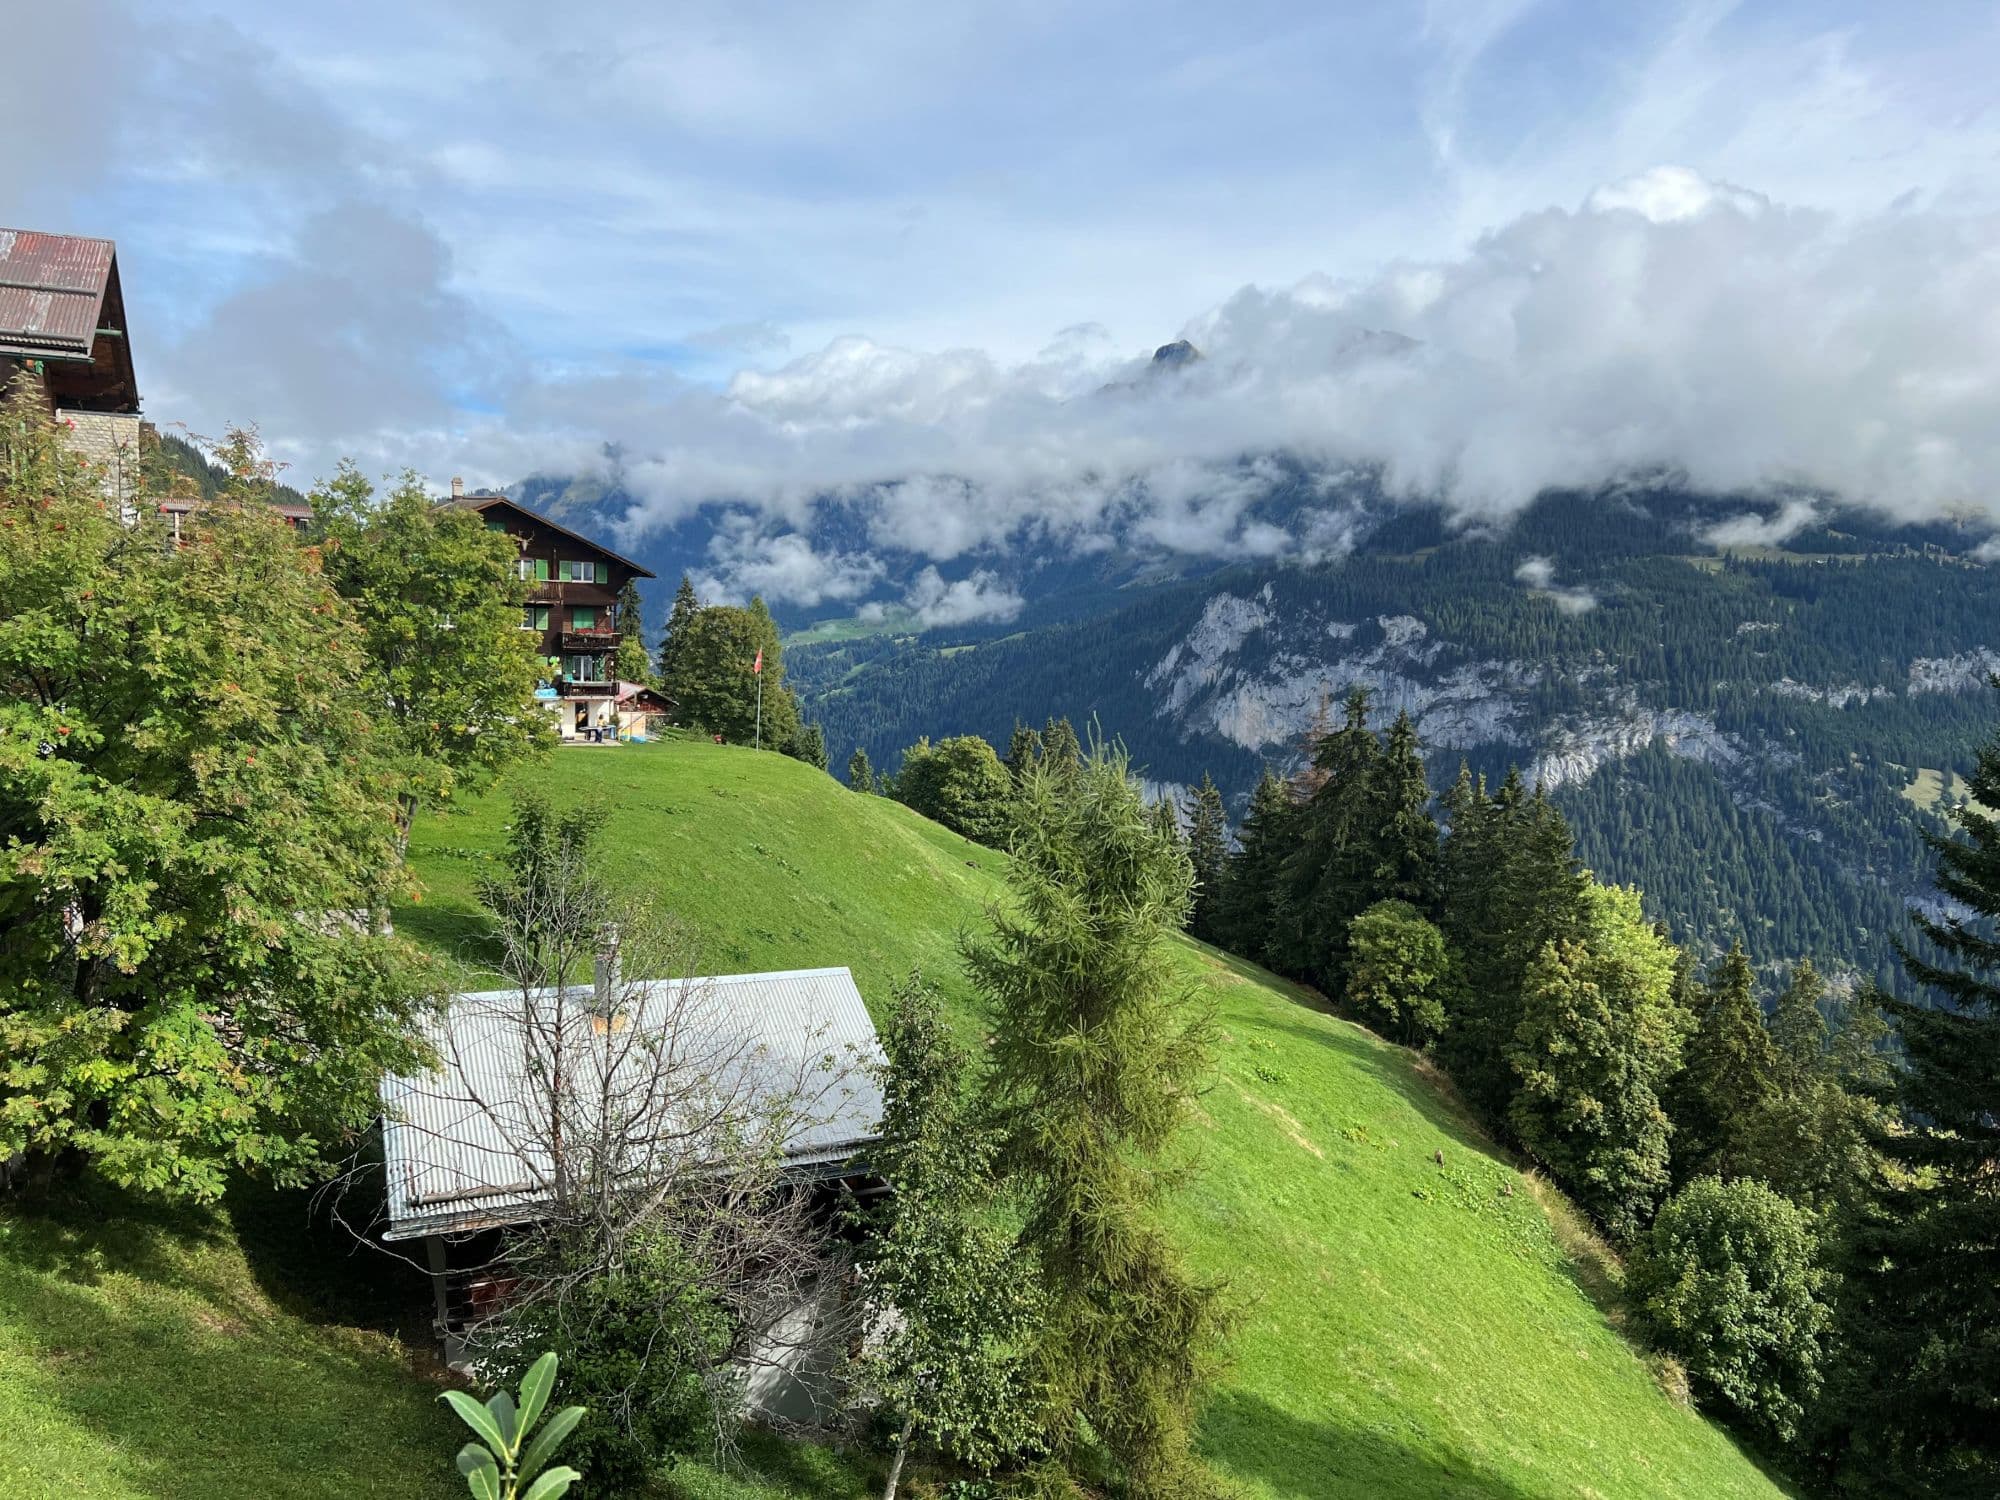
593, 926, 621, 1013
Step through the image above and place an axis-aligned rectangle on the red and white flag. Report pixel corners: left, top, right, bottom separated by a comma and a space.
752, 649, 764, 675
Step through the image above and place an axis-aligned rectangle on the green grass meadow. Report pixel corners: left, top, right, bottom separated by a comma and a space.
0, 736, 1795, 1498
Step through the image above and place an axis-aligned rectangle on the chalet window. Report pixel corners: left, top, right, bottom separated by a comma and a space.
516, 558, 535, 581
560, 559, 607, 583
571, 605, 598, 630
521, 605, 549, 631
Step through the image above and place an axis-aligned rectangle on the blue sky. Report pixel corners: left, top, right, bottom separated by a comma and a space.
12, 1, 2000, 597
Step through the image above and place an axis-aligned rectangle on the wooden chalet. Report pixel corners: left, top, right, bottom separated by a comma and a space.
0, 227, 145, 513
441, 485, 656, 740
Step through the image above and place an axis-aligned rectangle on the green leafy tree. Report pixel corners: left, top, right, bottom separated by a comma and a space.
313, 463, 547, 847
1507, 881, 1691, 1239
1346, 899, 1453, 1045
1185, 773, 1229, 945
893, 735, 1013, 846
656, 572, 699, 684
1215, 771, 1294, 965
442, 1351, 586, 1500
1629, 1177, 1832, 1443
664, 597, 800, 746
860, 975, 1041, 1499
966, 743, 1231, 1498
1670, 941, 1782, 1183
0, 399, 440, 1200
1838, 725, 2000, 1496
848, 746, 875, 793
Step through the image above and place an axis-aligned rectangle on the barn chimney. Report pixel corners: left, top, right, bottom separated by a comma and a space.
593, 925, 621, 1014
450, 475, 465, 499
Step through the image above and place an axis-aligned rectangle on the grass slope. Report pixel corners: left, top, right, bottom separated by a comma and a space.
396, 738, 1792, 1500
0, 1186, 461, 1499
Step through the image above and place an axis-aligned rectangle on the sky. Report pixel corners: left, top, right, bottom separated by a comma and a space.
12, 1, 2000, 605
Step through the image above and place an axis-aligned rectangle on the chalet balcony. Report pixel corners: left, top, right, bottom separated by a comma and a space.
555, 676, 612, 697
559, 627, 618, 652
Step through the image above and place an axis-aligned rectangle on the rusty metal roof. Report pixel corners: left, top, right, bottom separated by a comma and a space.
378, 967, 885, 1241
0, 229, 116, 360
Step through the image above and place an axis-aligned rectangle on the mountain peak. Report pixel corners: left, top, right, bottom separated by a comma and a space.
1152, 339, 1202, 369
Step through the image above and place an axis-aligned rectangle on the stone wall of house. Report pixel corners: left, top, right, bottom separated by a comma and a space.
58, 409, 144, 518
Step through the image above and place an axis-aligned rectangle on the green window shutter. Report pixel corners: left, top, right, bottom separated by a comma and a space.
535, 557, 549, 581
598, 561, 609, 583
572, 606, 596, 629
535, 606, 550, 630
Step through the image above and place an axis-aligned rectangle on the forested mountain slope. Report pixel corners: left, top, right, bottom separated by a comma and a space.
395, 738, 1792, 1500
784, 494, 1998, 994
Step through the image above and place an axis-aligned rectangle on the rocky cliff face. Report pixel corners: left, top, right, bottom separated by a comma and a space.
1144, 586, 1996, 793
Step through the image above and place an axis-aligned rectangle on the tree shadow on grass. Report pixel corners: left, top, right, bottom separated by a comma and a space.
0, 1182, 461, 1499
1202, 1387, 1550, 1500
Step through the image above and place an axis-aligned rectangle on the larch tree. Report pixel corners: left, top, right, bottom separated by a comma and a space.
966, 744, 1231, 1498
0, 394, 440, 1200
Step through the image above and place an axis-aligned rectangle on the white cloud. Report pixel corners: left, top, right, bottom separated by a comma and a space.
1702, 499, 1822, 549
1514, 555, 1597, 614
901, 567, 1025, 628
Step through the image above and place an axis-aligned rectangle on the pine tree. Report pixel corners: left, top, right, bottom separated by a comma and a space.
1150, 788, 1184, 849
656, 572, 699, 683
782, 720, 828, 771
966, 744, 1230, 1497
1003, 722, 1042, 784
1039, 716, 1081, 779
848, 747, 875, 794
1443, 777, 1588, 1120
1366, 711, 1440, 913
1769, 958, 1830, 1084
1215, 771, 1294, 965
1272, 687, 1381, 989
1671, 940, 1781, 1184
1186, 773, 1229, 945
1839, 727, 2000, 1496
615, 576, 646, 645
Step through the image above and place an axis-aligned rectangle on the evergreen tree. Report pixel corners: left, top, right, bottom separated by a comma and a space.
966, 745, 1230, 1497
1367, 711, 1440, 913
1671, 941, 1781, 1184
1272, 687, 1381, 988
1443, 778, 1588, 1120
1215, 771, 1294, 965
1039, 716, 1082, 779
1507, 881, 1691, 1239
848, 747, 875, 794
1150, 788, 1185, 850
1839, 729, 2000, 1496
613, 575, 650, 683
1185, 773, 1229, 945
782, 721, 828, 771
656, 573, 699, 684
1003, 722, 1043, 784
1769, 958, 1830, 1084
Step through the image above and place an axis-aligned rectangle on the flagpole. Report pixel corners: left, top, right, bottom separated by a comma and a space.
755, 667, 763, 750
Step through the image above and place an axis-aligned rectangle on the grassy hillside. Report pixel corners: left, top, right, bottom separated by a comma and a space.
0, 1185, 461, 1499
395, 737, 1794, 1500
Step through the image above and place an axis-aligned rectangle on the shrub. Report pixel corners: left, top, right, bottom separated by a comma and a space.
1627, 1176, 1832, 1442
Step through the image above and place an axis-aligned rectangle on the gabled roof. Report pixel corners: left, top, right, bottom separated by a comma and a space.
0, 229, 117, 360
444, 493, 656, 578
378, 967, 884, 1240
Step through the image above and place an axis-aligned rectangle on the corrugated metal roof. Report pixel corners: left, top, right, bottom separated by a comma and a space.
378, 967, 885, 1240
0, 228, 116, 359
